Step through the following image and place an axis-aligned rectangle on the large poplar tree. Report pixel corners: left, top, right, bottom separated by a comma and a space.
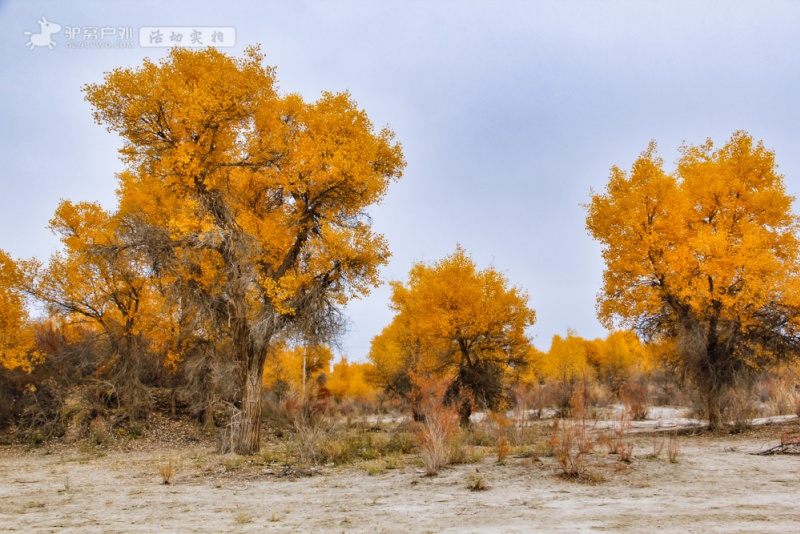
586, 132, 800, 428
84, 46, 404, 453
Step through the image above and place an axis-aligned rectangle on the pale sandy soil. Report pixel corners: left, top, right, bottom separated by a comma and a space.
1, 421, 799, 533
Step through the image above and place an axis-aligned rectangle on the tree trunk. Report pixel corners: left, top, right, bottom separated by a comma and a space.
706, 387, 722, 431
233, 360, 264, 455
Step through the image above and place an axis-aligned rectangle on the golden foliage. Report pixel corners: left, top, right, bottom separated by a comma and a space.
585, 330, 652, 394
0, 249, 40, 371
262, 343, 333, 397
85, 45, 404, 321
327, 357, 378, 402
83, 46, 404, 452
540, 330, 591, 387
586, 131, 800, 347
369, 246, 535, 408
586, 131, 800, 426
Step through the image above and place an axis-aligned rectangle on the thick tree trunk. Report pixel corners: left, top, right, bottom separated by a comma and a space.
234, 361, 264, 454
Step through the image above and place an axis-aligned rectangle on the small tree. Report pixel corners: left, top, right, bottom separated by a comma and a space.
540, 331, 591, 415
28, 201, 164, 417
370, 246, 536, 424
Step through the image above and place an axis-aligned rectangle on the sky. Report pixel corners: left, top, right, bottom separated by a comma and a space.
2, 1, 800, 359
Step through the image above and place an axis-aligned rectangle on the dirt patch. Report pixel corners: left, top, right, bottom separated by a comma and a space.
1, 422, 799, 532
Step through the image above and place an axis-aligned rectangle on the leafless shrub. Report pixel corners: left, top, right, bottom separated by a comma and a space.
291, 412, 339, 465
721, 375, 757, 433
217, 404, 241, 454
600, 408, 630, 455
413, 375, 460, 476
548, 391, 596, 478
667, 434, 680, 463
548, 417, 594, 477
651, 435, 665, 458
623, 382, 649, 421
618, 439, 634, 462
178, 343, 239, 428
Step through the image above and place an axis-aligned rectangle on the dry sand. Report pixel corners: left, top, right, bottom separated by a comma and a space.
1, 421, 799, 533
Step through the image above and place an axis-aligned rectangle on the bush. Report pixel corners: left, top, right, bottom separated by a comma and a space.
548, 390, 595, 478
412, 375, 460, 475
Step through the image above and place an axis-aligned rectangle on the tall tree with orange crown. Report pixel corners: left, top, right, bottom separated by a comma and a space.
84, 46, 404, 453
586, 132, 800, 428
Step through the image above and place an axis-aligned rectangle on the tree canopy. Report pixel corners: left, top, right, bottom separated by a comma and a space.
586, 131, 800, 427
369, 246, 536, 422
0, 249, 39, 372
83, 46, 405, 453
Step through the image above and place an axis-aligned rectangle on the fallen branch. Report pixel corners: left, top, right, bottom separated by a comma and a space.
752, 433, 800, 455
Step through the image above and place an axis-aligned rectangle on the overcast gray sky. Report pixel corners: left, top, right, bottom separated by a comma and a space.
2, 1, 800, 359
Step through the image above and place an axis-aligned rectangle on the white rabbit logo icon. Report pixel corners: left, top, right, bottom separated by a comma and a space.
24, 17, 62, 50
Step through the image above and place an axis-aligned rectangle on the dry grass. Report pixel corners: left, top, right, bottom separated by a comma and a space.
418, 410, 458, 475
159, 458, 174, 484
466, 471, 489, 491
496, 436, 509, 464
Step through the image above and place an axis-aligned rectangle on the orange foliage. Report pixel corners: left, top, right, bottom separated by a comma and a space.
369, 246, 535, 411
327, 357, 378, 402
0, 249, 40, 371
84, 46, 405, 453
586, 132, 800, 427
263, 343, 333, 398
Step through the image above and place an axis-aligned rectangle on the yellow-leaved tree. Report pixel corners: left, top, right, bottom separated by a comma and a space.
327, 357, 378, 403
262, 343, 333, 401
540, 330, 591, 412
586, 131, 800, 428
585, 330, 651, 396
0, 249, 39, 372
369, 246, 536, 424
29, 200, 167, 416
84, 46, 404, 453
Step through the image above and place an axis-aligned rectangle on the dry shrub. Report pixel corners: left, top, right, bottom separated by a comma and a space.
667, 434, 680, 463
622, 382, 649, 421
496, 436, 509, 464
548, 390, 595, 478
548, 418, 594, 477
755, 375, 798, 417
412, 374, 460, 475
466, 471, 489, 491
600, 408, 630, 455
509, 384, 540, 445
721, 378, 756, 432
447, 428, 485, 465
282, 412, 403, 466
618, 439, 634, 462
177, 345, 239, 428
292, 412, 337, 465
651, 435, 665, 458
159, 458, 174, 484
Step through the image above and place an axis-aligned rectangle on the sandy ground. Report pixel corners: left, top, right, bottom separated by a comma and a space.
1, 421, 799, 533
